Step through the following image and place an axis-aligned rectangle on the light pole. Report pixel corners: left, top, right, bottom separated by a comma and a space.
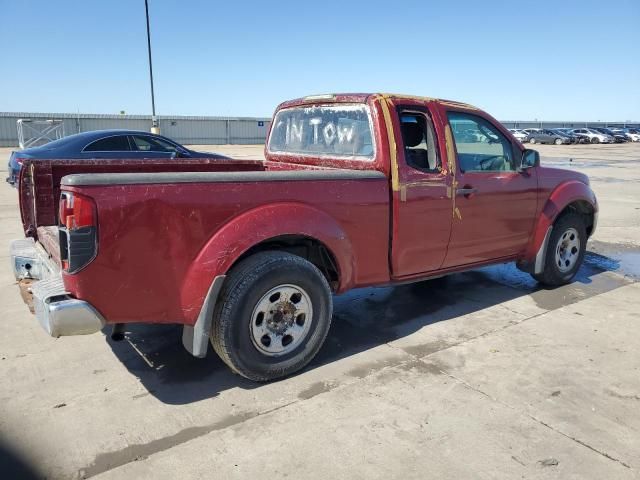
144, 0, 159, 133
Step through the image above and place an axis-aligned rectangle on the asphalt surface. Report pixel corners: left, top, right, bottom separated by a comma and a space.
0, 143, 639, 479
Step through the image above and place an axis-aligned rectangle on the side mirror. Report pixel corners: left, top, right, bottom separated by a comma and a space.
521, 149, 540, 170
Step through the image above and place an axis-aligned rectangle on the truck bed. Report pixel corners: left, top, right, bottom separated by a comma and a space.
36, 226, 60, 266
58, 167, 390, 326
19, 157, 266, 238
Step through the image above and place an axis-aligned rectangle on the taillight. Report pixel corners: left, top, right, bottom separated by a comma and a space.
59, 195, 72, 226
59, 192, 97, 273
59, 192, 95, 230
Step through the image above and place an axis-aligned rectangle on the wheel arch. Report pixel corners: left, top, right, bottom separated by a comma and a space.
519, 180, 597, 272
231, 234, 341, 288
179, 202, 354, 325
560, 199, 596, 237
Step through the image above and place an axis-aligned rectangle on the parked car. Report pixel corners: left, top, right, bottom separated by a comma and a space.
11, 93, 597, 381
550, 128, 580, 144
569, 128, 614, 144
555, 128, 590, 143
592, 127, 628, 143
508, 129, 529, 142
521, 128, 541, 136
527, 129, 572, 145
610, 128, 640, 142
6, 130, 228, 185
625, 128, 640, 142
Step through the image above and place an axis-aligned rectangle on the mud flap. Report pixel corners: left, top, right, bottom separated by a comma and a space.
182, 275, 226, 358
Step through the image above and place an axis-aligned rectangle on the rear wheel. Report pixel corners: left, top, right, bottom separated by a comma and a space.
211, 251, 333, 381
532, 212, 586, 286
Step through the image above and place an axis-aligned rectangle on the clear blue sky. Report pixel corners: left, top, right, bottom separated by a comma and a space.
1, 0, 638, 120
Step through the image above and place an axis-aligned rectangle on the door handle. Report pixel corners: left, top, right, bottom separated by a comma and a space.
456, 187, 478, 197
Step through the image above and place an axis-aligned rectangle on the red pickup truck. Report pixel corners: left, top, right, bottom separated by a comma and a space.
11, 93, 598, 381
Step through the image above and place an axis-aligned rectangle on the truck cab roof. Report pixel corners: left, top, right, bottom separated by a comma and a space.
278, 93, 479, 111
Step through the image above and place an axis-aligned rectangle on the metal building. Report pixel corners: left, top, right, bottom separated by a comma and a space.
1, 111, 638, 148
0, 112, 271, 147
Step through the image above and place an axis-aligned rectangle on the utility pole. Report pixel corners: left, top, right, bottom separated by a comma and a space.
145, 0, 159, 133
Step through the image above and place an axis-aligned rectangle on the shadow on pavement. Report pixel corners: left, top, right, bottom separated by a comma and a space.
104, 252, 629, 405
0, 437, 42, 480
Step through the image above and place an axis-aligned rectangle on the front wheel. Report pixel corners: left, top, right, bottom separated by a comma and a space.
591, 137, 600, 144
529, 137, 536, 144
211, 251, 333, 381
555, 138, 563, 145
532, 212, 587, 286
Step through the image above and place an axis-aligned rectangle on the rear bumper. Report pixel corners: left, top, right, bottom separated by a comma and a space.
32, 276, 105, 337
10, 238, 105, 337
11, 238, 58, 280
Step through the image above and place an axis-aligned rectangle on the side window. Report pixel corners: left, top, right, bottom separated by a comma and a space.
398, 110, 440, 172
131, 135, 178, 152
447, 112, 515, 173
84, 135, 131, 152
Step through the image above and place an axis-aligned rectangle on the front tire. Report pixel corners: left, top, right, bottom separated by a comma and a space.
533, 212, 587, 286
555, 138, 563, 145
529, 137, 536, 144
591, 137, 599, 144
211, 251, 333, 381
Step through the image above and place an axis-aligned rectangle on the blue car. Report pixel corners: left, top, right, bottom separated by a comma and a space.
6, 129, 228, 185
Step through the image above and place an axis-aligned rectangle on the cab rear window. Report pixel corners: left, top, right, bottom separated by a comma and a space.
268, 104, 375, 159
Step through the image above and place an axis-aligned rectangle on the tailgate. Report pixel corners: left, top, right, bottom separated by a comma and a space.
37, 226, 61, 266
18, 157, 265, 238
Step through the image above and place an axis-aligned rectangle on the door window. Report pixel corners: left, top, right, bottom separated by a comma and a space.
83, 135, 131, 152
447, 112, 515, 172
398, 111, 440, 172
131, 135, 179, 152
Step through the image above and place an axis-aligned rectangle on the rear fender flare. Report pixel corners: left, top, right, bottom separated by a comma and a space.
179, 202, 354, 325
522, 180, 597, 269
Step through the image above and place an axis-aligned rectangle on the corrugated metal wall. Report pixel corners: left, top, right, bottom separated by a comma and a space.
0, 112, 271, 147
1, 112, 637, 148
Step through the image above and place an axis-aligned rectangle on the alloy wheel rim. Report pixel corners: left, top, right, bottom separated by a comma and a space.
250, 284, 313, 356
555, 227, 580, 273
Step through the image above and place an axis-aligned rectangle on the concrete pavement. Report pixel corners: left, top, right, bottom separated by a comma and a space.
0, 143, 638, 479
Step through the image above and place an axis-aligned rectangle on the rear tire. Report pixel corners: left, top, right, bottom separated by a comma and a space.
532, 212, 586, 286
211, 251, 333, 382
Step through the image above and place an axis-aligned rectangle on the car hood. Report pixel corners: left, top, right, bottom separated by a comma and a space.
538, 166, 590, 187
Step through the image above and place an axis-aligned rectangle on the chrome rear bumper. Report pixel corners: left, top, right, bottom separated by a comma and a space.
31, 276, 105, 337
11, 238, 105, 337
11, 237, 58, 281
